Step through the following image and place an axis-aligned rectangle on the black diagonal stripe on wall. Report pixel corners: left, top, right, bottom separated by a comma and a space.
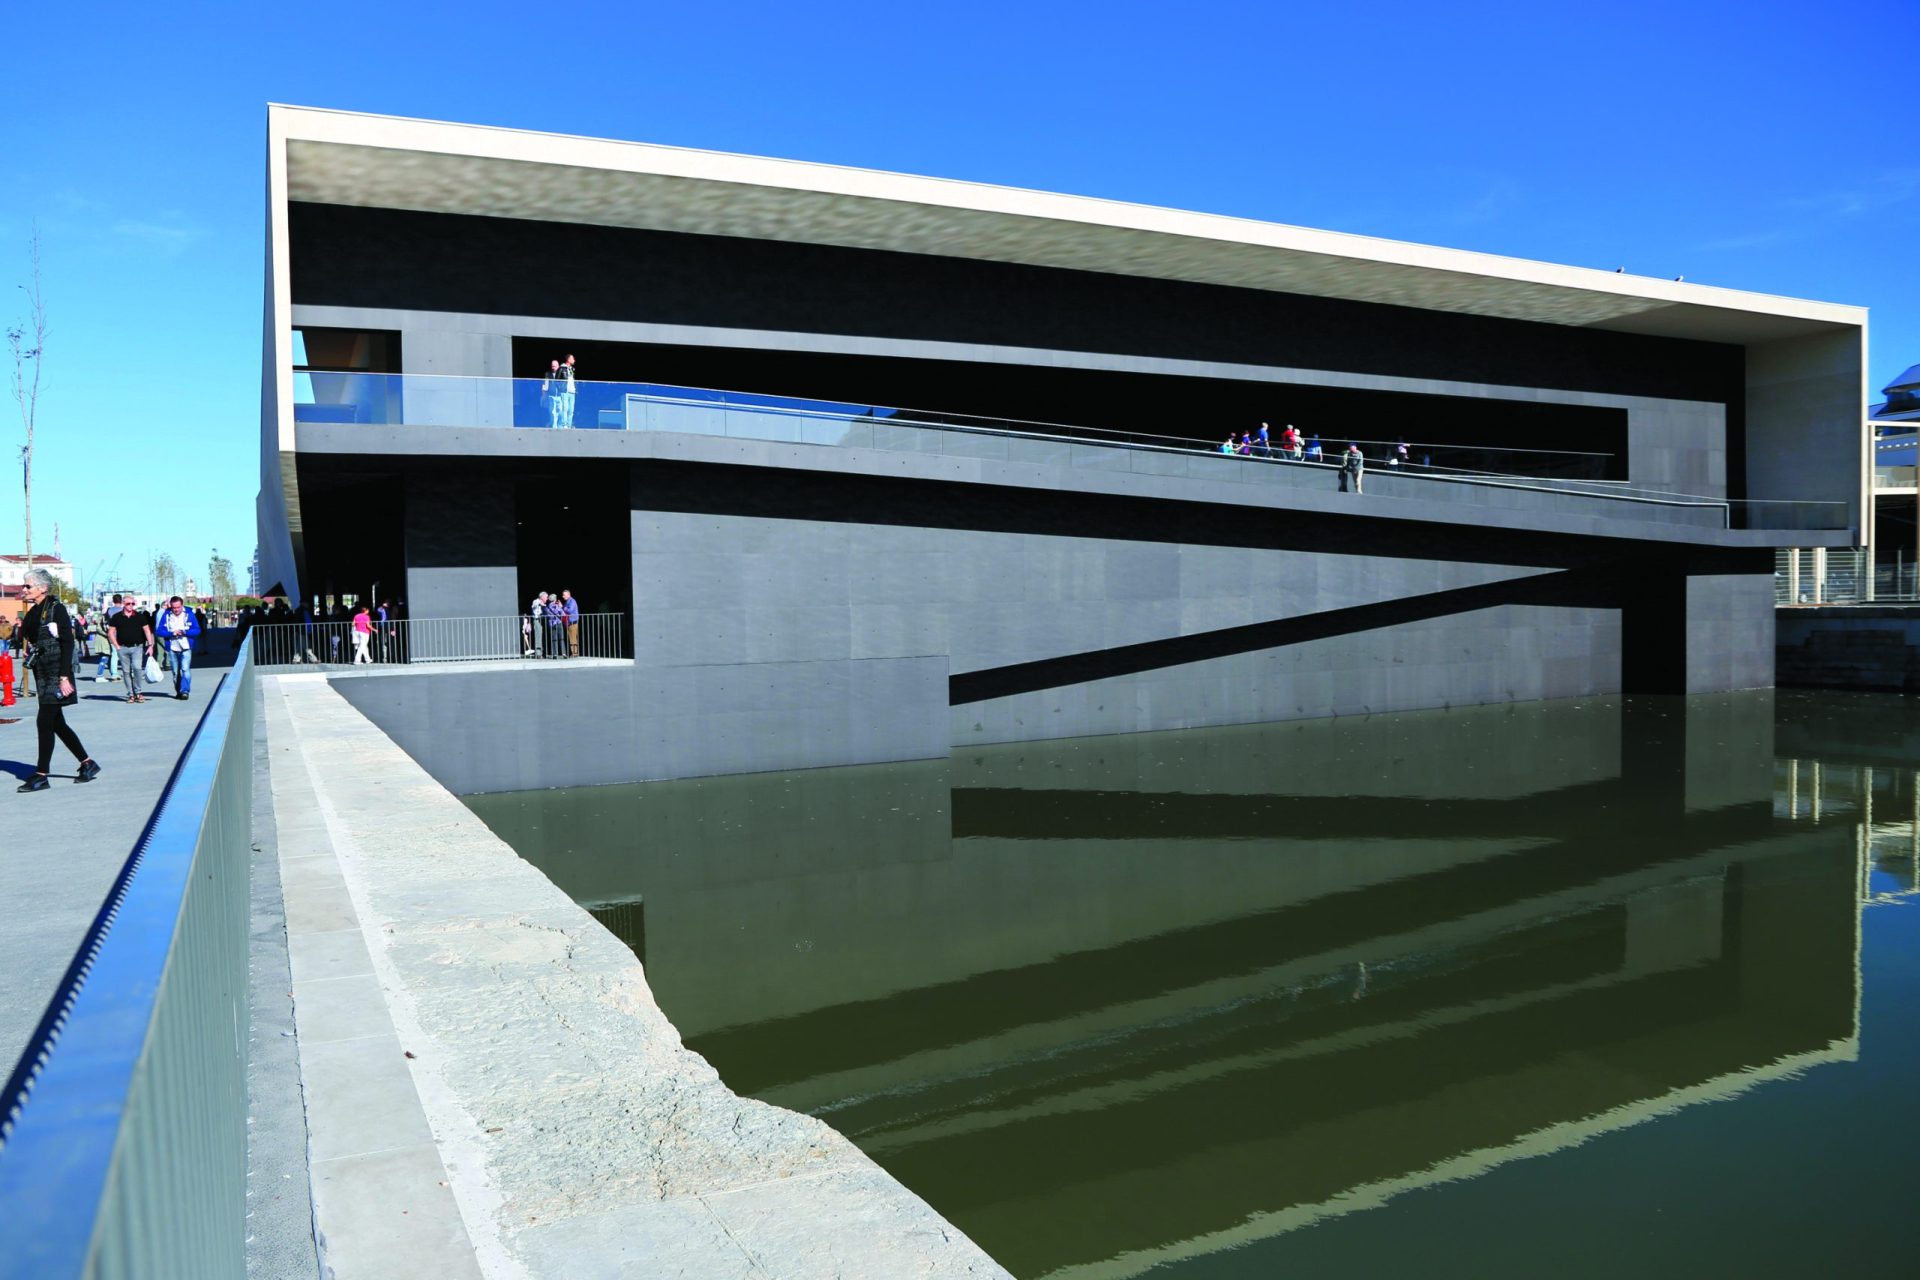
949, 567, 1617, 705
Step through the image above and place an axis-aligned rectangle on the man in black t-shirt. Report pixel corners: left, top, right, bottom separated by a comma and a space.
110, 599, 155, 703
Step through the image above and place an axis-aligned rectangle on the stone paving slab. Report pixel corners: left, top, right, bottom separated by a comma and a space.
0, 673, 225, 1078
263, 673, 1011, 1279
263, 682, 481, 1280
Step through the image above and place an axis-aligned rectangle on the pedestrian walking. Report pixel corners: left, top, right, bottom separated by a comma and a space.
15, 568, 100, 792
108, 596, 155, 703
351, 603, 373, 663
96, 593, 124, 681
155, 596, 201, 700
0, 614, 16, 708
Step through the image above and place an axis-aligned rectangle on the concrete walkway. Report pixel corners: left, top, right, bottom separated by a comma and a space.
262, 673, 1009, 1279
0, 670, 224, 1078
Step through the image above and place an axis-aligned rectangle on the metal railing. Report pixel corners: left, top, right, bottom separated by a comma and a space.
1775, 547, 1920, 605
295, 370, 1616, 479
249, 611, 626, 667
291, 371, 1854, 531
0, 650, 257, 1279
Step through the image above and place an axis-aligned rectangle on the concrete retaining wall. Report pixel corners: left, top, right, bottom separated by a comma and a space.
1776, 606, 1920, 692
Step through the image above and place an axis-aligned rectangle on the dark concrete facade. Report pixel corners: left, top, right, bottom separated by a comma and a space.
260, 110, 1869, 786
321, 424, 1784, 790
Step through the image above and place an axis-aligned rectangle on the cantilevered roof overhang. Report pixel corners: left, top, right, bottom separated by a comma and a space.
259, 105, 1872, 606
269, 104, 1862, 347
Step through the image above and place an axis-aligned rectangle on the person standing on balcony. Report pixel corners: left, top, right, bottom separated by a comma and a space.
529, 591, 550, 657
543, 359, 568, 428
544, 356, 577, 428
155, 596, 201, 700
108, 596, 154, 703
562, 589, 581, 657
545, 592, 568, 658
15, 568, 101, 792
1340, 443, 1366, 494
1254, 422, 1272, 458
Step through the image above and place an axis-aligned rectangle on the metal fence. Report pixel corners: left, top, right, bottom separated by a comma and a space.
0, 650, 257, 1280
1775, 547, 1920, 605
249, 611, 626, 667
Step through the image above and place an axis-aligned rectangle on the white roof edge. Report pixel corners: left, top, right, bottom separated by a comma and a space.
266, 104, 1866, 330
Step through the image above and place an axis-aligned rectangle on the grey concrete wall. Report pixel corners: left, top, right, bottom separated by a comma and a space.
1776, 605, 1920, 692
403, 471, 519, 622
326, 439, 1781, 791
1747, 329, 1866, 534
630, 504, 1619, 751
332, 656, 951, 794
399, 328, 514, 428
1685, 573, 1777, 695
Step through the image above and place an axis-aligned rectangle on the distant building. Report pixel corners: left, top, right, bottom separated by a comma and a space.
0, 554, 76, 589
1870, 363, 1918, 595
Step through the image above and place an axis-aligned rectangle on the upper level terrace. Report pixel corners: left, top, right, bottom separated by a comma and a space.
290, 370, 1851, 540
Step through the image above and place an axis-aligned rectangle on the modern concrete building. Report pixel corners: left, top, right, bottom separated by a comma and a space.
257, 105, 1870, 782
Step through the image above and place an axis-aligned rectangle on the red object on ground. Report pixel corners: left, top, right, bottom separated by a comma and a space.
0, 650, 13, 706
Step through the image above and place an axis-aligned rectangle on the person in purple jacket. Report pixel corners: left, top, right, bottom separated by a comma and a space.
561, 589, 581, 657
154, 595, 202, 700
544, 592, 567, 659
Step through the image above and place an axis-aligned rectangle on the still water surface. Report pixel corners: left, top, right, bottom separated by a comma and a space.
467, 691, 1920, 1279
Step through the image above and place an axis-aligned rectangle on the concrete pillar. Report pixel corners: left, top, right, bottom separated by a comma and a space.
403, 470, 521, 660
401, 329, 516, 428
1620, 572, 1687, 695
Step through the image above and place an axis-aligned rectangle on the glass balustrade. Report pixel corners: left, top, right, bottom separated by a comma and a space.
290, 371, 1847, 529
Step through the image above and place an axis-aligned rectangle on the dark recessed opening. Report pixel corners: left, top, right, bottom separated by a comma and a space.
512, 338, 1628, 480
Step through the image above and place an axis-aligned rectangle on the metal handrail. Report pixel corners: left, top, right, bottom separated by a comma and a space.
293, 371, 1851, 527
250, 611, 627, 667
0, 649, 256, 1279
295, 369, 1618, 473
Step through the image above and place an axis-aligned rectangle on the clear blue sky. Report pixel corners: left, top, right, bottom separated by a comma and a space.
1, 0, 1913, 594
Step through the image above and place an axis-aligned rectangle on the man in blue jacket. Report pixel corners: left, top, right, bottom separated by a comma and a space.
154, 595, 202, 700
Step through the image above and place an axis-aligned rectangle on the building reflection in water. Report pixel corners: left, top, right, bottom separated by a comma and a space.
468, 691, 1914, 1280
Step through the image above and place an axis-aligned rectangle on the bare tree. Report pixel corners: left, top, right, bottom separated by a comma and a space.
209, 549, 236, 612
7, 226, 46, 565
150, 552, 179, 600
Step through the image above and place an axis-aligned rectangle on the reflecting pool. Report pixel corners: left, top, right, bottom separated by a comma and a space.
465, 690, 1920, 1279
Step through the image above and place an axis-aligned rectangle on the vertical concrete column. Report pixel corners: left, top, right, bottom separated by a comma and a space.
1620, 571, 1687, 696
1622, 560, 1773, 696
401, 329, 516, 429
1812, 546, 1827, 604
404, 471, 521, 659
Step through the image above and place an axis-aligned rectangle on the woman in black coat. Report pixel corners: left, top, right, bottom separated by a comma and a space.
17, 569, 99, 793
